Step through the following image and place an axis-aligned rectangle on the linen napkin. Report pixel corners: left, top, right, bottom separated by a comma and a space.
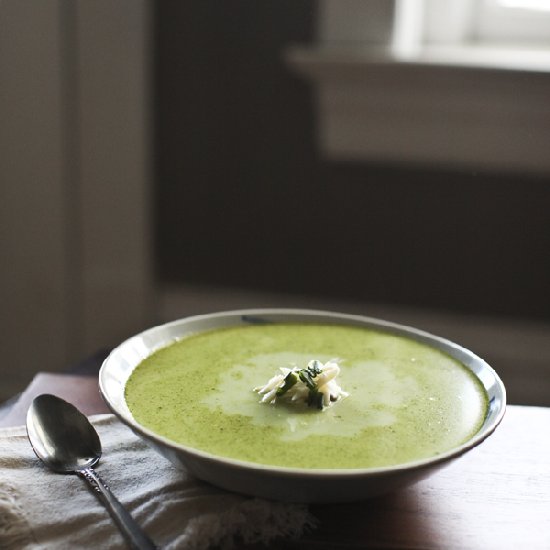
0, 414, 315, 549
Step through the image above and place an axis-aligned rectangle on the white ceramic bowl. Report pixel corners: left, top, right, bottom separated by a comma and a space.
99, 309, 506, 503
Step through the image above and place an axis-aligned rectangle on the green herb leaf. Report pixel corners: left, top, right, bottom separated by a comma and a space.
299, 369, 317, 391
307, 389, 324, 410
276, 371, 298, 396
307, 360, 323, 376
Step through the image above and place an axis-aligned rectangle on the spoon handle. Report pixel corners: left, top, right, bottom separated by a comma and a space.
78, 467, 156, 550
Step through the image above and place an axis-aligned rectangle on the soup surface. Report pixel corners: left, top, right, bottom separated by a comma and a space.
125, 324, 488, 469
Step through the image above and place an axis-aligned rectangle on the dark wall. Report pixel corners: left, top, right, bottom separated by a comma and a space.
154, 1, 550, 321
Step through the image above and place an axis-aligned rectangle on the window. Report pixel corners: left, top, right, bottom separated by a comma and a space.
394, 0, 550, 58
475, 0, 550, 43
287, 0, 550, 173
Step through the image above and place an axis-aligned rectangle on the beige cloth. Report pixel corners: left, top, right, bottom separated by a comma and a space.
0, 414, 314, 549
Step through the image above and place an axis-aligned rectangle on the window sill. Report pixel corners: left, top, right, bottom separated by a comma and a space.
287, 44, 550, 174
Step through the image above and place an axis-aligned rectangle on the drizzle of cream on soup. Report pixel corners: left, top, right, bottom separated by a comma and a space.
125, 324, 488, 469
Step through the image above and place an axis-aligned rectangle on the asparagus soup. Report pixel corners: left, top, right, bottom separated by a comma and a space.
125, 324, 488, 469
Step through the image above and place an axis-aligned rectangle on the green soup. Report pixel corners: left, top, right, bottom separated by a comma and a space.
125, 324, 488, 469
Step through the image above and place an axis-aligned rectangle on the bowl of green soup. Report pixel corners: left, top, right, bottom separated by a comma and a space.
99, 309, 506, 502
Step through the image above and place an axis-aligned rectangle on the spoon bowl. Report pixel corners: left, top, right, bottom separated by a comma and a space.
27, 394, 156, 550
27, 394, 100, 473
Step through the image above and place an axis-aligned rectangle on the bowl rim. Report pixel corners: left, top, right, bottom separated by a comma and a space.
99, 307, 507, 477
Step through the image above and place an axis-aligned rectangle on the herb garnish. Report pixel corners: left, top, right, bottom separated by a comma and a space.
254, 359, 349, 411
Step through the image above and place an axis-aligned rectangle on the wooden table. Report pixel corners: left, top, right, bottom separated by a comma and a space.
3, 372, 550, 549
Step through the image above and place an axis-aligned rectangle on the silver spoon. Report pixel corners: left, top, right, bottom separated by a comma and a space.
26, 393, 156, 550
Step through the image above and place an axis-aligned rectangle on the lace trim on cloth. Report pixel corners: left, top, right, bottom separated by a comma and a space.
0, 480, 36, 549
170, 498, 316, 550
